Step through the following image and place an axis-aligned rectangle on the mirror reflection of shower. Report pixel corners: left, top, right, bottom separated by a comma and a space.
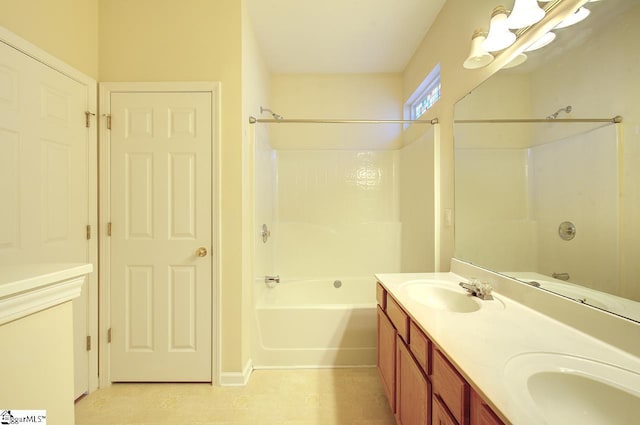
260, 106, 284, 120
546, 105, 572, 120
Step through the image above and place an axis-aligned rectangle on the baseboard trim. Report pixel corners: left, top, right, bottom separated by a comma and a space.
219, 359, 253, 386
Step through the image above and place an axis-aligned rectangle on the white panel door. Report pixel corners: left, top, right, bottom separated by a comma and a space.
109, 91, 212, 381
0, 40, 92, 398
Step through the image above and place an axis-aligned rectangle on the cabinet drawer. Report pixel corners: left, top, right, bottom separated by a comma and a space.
409, 321, 431, 375
433, 395, 458, 425
376, 282, 386, 309
386, 295, 409, 342
433, 349, 469, 425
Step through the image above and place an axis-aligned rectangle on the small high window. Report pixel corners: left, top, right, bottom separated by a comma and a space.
409, 64, 441, 120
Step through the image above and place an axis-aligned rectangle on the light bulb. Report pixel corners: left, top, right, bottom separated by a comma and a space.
463, 30, 494, 69
482, 6, 517, 52
507, 0, 546, 29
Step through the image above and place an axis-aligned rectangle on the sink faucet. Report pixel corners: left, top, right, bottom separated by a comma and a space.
459, 279, 494, 300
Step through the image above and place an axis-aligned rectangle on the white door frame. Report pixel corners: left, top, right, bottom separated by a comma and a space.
0, 25, 99, 393
98, 82, 221, 386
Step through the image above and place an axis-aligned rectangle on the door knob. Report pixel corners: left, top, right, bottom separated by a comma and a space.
196, 247, 208, 257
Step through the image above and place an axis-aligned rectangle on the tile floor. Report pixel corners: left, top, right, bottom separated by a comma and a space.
75, 367, 396, 425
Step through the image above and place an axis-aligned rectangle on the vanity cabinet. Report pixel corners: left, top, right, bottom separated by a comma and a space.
433, 395, 458, 425
470, 390, 505, 425
396, 335, 430, 425
432, 349, 470, 425
377, 283, 431, 424
377, 305, 397, 411
377, 282, 506, 425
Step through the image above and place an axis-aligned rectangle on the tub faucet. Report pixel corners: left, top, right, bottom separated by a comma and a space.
459, 279, 493, 300
552, 272, 570, 281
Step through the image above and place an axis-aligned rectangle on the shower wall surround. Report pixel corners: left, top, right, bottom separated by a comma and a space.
456, 125, 619, 295
275, 149, 400, 278
530, 126, 619, 294
251, 73, 437, 366
253, 125, 276, 279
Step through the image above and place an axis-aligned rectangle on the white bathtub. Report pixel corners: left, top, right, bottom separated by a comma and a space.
252, 277, 378, 368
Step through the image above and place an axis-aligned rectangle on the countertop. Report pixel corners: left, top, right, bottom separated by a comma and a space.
375, 271, 640, 425
0, 263, 92, 324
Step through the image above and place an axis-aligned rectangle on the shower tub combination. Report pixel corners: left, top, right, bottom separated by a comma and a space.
253, 276, 378, 368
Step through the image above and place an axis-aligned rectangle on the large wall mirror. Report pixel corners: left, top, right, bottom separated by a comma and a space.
454, 0, 640, 323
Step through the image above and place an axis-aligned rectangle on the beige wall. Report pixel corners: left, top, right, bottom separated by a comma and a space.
454, 74, 536, 271
99, 0, 246, 374
399, 129, 436, 272
0, 0, 98, 78
270, 73, 403, 150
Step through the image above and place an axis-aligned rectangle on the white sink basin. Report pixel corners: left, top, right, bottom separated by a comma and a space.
400, 280, 505, 313
504, 352, 640, 424
405, 283, 481, 313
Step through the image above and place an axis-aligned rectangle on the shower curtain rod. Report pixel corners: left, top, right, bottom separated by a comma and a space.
248, 116, 439, 125
455, 116, 622, 124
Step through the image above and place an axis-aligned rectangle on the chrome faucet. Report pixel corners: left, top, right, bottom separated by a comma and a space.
552, 272, 570, 281
459, 279, 493, 300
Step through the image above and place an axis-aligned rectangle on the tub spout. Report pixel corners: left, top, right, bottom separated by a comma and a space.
552, 272, 570, 281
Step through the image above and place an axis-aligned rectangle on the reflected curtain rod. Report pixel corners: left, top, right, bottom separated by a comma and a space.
455, 116, 622, 124
248, 116, 439, 125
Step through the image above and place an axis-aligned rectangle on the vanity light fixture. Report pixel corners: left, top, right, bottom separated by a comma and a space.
524, 31, 556, 51
502, 52, 528, 69
554, 7, 591, 29
464, 0, 591, 71
482, 6, 517, 52
463, 30, 495, 69
507, 0, 546, 29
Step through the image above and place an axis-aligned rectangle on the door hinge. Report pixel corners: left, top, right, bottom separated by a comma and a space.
85, 111, 96, 128
104, 114, 112, 130
86, 224, 91, 240
107, 328, 112, 343
107, 222, 112, 236
86, 335, 92, 351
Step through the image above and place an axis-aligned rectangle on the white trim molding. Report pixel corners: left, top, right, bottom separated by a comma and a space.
219, 359, 254, 386
0, 264, 92, 325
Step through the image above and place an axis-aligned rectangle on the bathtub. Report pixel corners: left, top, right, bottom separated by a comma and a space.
252, 277, 378, 368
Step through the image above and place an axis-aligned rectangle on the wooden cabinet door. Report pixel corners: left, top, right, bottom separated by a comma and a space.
396, 336, 430, 425
433, 349, 469, 425
433, 396, 458, 425
471, 390, 505, 425
377, 306, 397, 411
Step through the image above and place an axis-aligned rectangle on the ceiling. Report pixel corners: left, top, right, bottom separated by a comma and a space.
245, 0, 447, 74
